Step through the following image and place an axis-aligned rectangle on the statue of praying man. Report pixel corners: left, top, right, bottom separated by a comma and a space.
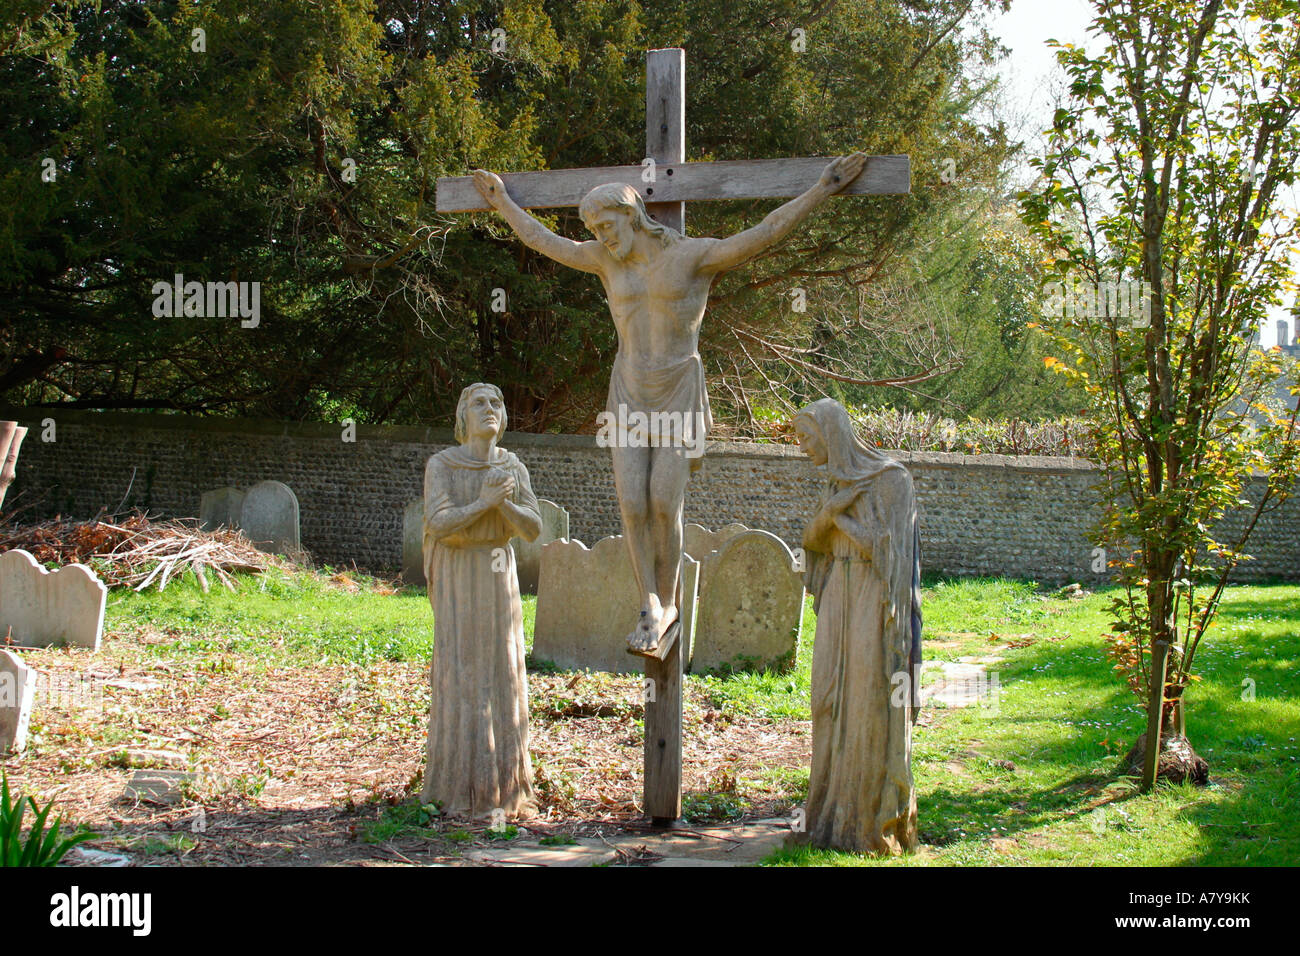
471, 155, 868, 655
421, 382, 541, 819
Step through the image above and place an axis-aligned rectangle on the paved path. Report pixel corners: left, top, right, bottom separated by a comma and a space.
461, 818, 796, 867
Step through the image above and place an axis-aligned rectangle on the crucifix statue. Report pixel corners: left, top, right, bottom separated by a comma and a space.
437, 48, 909, 824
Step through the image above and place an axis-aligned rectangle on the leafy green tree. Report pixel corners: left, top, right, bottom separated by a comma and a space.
835, 203, 1085, 421
1020, 0, 1300, 788
2, 0, 1022, 433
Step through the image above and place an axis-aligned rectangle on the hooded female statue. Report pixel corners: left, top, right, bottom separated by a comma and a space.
420, 383, 541, 818
792, 398, 922, 854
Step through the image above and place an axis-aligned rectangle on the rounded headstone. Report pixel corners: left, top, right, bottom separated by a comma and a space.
0, 548, 107, 650
403, 499, 425, 585
533, 536, 698, 674
513, 498, 570, 594
692, 530, 804, 673
238, 480, 301, 555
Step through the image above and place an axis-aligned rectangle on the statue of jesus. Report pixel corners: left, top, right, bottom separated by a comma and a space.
472, 153, 868, 653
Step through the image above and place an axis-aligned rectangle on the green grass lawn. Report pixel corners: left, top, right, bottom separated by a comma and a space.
766, 579, 1300, 866
105, 570, 1300, 866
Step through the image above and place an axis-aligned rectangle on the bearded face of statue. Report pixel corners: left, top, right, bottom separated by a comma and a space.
587, 207, 637, 260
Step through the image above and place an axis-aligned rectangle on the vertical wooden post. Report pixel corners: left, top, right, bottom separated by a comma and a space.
643, 48, 685, 825
645, 48, 685, 234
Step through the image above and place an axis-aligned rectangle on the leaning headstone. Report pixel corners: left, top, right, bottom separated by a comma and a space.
0, 549, 107, 651
692, 530, 804, 673
403, 499, 425, 586
0, 649, 34, 754
238, 480, 300, 555
533, 536, 699, 674
513, 499, 570, 594
200, 486, 246, 532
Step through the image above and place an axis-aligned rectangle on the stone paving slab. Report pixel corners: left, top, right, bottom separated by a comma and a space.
450, 818, 797, 867
464, 839, 618, 867
65, 847, 134, 867
651, 858, 740, 867
920, 657, 1004, 708
607, 820, 791, 864
122, 769, 197, 805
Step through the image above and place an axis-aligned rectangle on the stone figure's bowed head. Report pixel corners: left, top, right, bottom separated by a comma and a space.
792, 398, 900, 485
454, 382, 508, 444
578, 183, 679, 257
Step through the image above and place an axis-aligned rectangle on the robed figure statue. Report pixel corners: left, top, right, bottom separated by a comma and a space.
792, 398, 923, 854
421, 383, 541, 819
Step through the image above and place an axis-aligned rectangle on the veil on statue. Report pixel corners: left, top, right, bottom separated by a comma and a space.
793, 398, 924, 717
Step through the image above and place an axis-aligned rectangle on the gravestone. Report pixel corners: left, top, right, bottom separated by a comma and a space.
200, 486, 246, 532
683, 522, 751, 597
0, 649, 34, 754
0, 549, 107, 651
512, 499, 570, 594
402, 499, 425, 586
533, 536, 699, 674
238, 480, 300, 555
692, 530, 804, 673
682, 522, 750, 564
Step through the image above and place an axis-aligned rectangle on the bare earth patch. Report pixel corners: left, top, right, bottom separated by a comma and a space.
3, 623, 814, 866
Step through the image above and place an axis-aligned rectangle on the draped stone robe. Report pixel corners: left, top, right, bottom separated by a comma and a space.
420, 445, 539, 818
803, 463, 921, 855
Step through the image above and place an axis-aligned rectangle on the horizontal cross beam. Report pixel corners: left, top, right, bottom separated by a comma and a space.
435, 155, 911, 213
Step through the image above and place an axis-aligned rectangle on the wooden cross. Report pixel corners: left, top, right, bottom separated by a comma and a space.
437, 48, 910, 826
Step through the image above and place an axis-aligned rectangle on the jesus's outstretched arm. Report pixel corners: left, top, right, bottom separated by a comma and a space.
472, 170, 604, 274
696, 152, 867, 275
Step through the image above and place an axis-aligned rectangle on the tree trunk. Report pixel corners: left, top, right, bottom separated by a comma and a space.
1125, 693, 1207, 786
1140, 572, 1179, 790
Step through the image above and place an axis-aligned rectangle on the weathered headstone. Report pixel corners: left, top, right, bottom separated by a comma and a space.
682, 522, 749, 564
683, 521, 751, 597
692, 530, 803, 673
200, 486, 246, 532
402, 499, 425, 585
0, 549, 107, 651
238, 480, 300, 555
0, 649, 34, 754
512, 498, 570, 594
533, 536, 699, 674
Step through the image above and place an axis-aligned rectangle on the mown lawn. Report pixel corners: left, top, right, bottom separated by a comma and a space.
64, 571, 1300, 865
766, 579, 1300, 866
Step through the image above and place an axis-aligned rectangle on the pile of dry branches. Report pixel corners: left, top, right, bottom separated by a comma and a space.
0, 511, 285, 591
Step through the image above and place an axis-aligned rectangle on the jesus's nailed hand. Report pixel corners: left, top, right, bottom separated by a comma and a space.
819, 152, 868, 191
472, 169, 506, 208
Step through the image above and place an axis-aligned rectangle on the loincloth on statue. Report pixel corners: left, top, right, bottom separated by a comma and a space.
604, 353, 713, 471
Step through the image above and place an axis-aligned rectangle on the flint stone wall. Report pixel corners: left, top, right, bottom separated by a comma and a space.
3, 406, 1297, 585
